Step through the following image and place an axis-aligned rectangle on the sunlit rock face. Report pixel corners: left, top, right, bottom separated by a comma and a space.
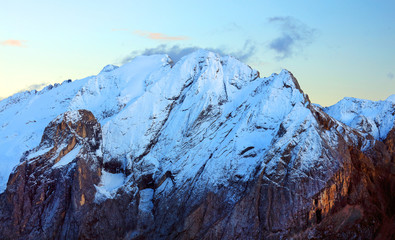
0, 50, 394, 239
0, 110, 103, 239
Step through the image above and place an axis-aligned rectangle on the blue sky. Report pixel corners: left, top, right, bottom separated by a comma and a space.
1, 0, 394, 106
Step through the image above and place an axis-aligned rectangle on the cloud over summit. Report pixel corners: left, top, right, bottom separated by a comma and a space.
122, 41, 257, 64
268, 16, 316, 59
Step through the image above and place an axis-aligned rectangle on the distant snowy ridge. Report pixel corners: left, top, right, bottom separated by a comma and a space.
324, 96, 395, 140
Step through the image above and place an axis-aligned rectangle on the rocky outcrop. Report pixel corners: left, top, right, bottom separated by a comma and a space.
0, 110, 103, 239
298, 126, 395, 239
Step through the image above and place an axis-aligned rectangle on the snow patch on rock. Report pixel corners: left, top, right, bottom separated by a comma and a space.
386, 94, 395, 104
53, 146, 82, 168
95, 170, 125, 201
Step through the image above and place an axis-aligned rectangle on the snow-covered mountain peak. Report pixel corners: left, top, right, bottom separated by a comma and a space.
177, 49, 219, 63
99, 64, 119, 74
54, 109, 91, 125
386, 94, 395, 103
99, 55, 321, 191
1, 50, 394, 239
268, 69, 300, 91
0, 49, 390, 197
0, 50, 309, 184
324, 96, 395, 140
68, 54, 173, 122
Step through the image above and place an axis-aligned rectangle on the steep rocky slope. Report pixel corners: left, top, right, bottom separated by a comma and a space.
0, 50, 394, 239
0, 110, 102, 239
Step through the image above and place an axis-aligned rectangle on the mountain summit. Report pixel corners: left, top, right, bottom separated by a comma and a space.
0, 50, 394, 239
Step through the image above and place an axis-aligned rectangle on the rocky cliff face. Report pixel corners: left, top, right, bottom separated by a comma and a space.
0, 50, 394, 239
0, 110, 103, 239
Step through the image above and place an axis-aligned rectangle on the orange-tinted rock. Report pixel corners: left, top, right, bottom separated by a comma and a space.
0, 110, 103, 239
